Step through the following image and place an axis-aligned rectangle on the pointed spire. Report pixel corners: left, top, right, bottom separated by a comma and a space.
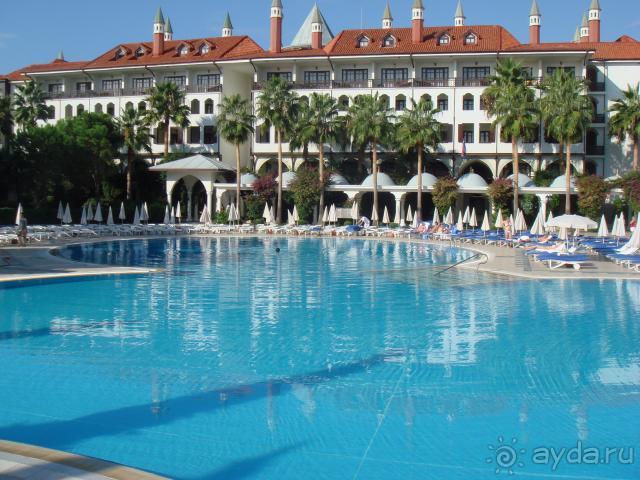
413, 0, 423, 8
154, 7, 164, 24
383, 1, 393, 20
574, 26, 581, 42
530, 0, 540, 16
223, 12, 233, 30
56, 50, 65, 61
589, 0, 601, 11
581, 12, 589, 28
455, 0, 465, 18
272, 0, 282, 8
164, 18, 173, 34
310, 3, 321, 25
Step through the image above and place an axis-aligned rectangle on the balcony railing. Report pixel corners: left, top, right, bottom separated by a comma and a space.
592, 113, 606, 124
586, 145, 605, 155
44, 84, 221, 100
185, 84, 222, 93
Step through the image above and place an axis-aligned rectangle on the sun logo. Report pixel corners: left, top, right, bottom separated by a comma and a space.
486, 436, 526, 475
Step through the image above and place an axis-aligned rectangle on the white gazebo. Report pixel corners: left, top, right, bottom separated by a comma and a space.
150, 154, 232, 219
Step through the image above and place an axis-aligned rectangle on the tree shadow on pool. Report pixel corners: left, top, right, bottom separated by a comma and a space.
0, 354, 389, 461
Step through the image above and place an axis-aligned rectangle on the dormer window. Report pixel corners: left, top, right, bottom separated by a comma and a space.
465, 33, 478, 45
438, 34, 450, 45
357, 36, 370, 48
115, 48, 126, 60
178, 45, 189, 56
135, 47, 145, 58
199, 44, 210, 55
382, 35, 396, 48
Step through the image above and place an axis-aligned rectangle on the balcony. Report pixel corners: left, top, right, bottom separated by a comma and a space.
45, 84, 220, 100
592, 113, 606, 124
589, 81, 605, 92
586, 145, 604, 155
294, 81, 332, 90
185, 84, 222, 93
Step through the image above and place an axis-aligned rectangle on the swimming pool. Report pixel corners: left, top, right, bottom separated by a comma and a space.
0, 237, 638, 479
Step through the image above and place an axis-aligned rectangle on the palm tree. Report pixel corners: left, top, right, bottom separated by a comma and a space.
484, 59, 538, 214
609, 83, 640, 172
256, 77, 298, 223
218, 94, 255, 211
13, 79, 49, 129
116, 107, 152, 199
346, 93, 392, 223
396, 97, 441, 222
0, 96, 13, 140
287, 100, 313, 171
307, 93, 340, 220
541, 70, 593, 213
145, 82, 191, 159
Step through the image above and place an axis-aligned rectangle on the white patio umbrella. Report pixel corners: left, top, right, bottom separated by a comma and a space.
107, 206, 114, 225
175, 201, 182, 220
382, 206, 390, 225
596, 215, 609, 239
170, 207, 176, 224
469, 208, 478, 229
262, 203, 272, 224
350, 202, 359, 224
530, 211, 545, 236
612, 215, 619, 237
86, 203, 94, 222
444, 207, 454, 225
432, 206, 440, 224
199, 206, 211, 224
509, 214, 515, 231
456, 211, 464, 231
406, 205, 414, 223
322, 206, 329, 224
558, 227, 568, 241
228, 204, 239, 223
80, 205, 87, 225
371, 205, 379, 223
481, 211, 491, 234
119, 202, 126, 223
462, 206, 470, 224
412, 214, 420, 229
328, 204, 338, 224
94, 202, 103, 223
292, 205, 300, 224
495, 208, 504, 229
56, 201, 64, 222
546, 211, 554, 231
270, 206, 276, 224
393, 205, 403, 226
15, 203, 23, 226
133, 206, 141, 225
623, 222, 640, 250
163, 205, 171, 224
547, 214, 598, 231
63, 203, 72, 224
516, 210, 528, 232
141, 202, 149, 223
616, 213, 627, 238
287, 209, 295, 226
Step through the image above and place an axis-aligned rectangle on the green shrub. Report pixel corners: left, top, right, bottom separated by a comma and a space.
577, 175, 609, 220
533, 170, 555, 187
215, 210, 229, 224
289, 167, 327, 224
432, 176, 459, 214
486, 178, 513, 213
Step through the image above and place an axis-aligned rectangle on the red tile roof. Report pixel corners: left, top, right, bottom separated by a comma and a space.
83, 36, 262, 69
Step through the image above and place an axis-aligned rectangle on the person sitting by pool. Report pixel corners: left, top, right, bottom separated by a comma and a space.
522, 241, 568, 253
357, 216, 371, 228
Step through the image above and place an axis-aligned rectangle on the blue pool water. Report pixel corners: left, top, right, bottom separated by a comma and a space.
0, 237, 639, 479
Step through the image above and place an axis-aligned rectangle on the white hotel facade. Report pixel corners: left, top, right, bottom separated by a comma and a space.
2, 0, 640, 217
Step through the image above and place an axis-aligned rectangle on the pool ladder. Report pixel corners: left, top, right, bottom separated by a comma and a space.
435, 252, 488, 275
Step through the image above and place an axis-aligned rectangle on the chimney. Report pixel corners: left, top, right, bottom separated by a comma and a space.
529, 0, 541, 45
270, 0, 283, 53
311, 4, 323, 49
222, 12, 233, 37
454, 0, 465, 27
580, 12, 590, 43
412, 0, 424, 44
588, 0, 601, 42
382, 1, 393, 29
153, 7, 165, 56
164, 18, 173, 41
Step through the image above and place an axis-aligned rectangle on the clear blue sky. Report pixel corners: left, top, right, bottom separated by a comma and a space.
1, 0, 638, 74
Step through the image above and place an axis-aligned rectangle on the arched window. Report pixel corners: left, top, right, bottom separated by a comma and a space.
465, 33, 477, 45
357, 36, 370, 48
421, 94, 432, 106
380, 95, 390, 110
94, 103, 103, 114
106, 103, 115, 116
125, 101, 134, 111
47, 105, 55, 120
178, 45, 189, 56
438, 34, 450, 45
138, 101, 147, 112
64, 105, 73, 118
382, 35, 396, 48
191, 99, 200, 114
437, 94, 449, 111
395, 94, 406, 111
463, 93, 474, 110
199, 44, 210, 55
338, 95, 349, 111
204, 99, 214, 114
77, 104, 85, 115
